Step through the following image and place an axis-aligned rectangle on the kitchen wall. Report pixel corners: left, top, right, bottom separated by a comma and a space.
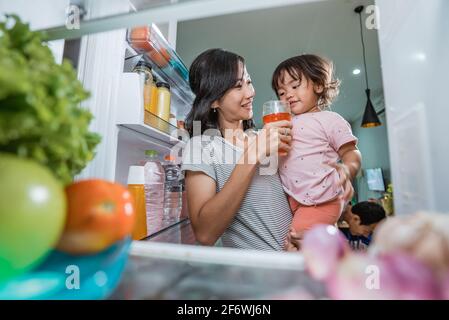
351, 113, 390, 201
0, 0, 69, 63
176, 0, 382, 127
176, 0, 390, 203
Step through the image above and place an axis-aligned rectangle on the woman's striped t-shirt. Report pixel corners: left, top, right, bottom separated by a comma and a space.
181, 135, 292, 251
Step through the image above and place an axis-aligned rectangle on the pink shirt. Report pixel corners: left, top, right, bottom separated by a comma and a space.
279, 111, 358, 206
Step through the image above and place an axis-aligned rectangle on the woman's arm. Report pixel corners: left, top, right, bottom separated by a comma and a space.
186, 121, 292, 246
186, 160, 258, 246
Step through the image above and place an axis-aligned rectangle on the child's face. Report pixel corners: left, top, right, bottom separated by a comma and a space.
276, 70, 323, 115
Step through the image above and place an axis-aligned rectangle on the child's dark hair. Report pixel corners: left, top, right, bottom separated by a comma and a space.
271, 54, 341, 109
185, 48, 255, 136
351, 201, 386, 225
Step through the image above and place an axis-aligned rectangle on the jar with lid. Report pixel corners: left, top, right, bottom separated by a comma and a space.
133, 61, 156, 113
149, 76, 159, 114
155, 82, 171, 122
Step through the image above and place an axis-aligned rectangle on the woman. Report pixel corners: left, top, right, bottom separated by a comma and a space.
181, 48, 293, 251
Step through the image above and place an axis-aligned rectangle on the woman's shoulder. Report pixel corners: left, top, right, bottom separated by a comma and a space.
184, 134, 223, 150
182, 134, 229, 164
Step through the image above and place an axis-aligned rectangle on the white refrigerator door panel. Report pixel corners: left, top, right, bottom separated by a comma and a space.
377, 0, 449, 214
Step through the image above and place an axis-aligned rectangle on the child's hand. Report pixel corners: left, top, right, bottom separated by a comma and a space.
284, 227, 303, 251
328, 162, 354, 202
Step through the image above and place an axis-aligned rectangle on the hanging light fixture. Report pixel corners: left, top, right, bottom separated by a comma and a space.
355, 5, 382, 128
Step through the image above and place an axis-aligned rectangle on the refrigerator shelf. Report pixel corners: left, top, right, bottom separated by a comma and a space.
119, 111, 187, 147
125, 23, 194, 122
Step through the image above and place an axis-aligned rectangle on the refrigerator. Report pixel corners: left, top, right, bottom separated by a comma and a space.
3, 0, 448, 223
2, 0, 449, 301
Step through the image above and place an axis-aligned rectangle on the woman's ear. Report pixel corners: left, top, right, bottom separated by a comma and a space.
210, 101, 219, 111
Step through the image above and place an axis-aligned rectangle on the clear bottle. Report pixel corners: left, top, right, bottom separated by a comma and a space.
163, 154, 183, 224
141, 149, 165, 234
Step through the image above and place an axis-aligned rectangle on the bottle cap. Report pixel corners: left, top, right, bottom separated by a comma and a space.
127, 166, 145, 185
156, 82, 170, 90
145, 149, 158, 157
134, 60, 152, 70
164, 154, 176, 162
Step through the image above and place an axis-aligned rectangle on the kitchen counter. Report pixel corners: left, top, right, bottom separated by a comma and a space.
110, 241, 326, 299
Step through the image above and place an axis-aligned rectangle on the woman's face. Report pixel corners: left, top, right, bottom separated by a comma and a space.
215, 63, 255, 124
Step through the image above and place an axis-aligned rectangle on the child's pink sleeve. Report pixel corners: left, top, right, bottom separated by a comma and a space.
327, 114, 358, 151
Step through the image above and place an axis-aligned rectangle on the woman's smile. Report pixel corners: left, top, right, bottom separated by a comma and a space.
241, 99, 253, 110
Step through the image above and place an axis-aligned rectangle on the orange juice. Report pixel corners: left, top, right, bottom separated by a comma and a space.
128, 184, 147, 240
262, 112, 292, 156
262, 112, 292, 124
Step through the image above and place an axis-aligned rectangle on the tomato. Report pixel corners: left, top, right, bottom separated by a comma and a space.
0, 153, 66, 283
57, 179, 135, 255
147, 48, 171, 68
129, 26, 153, 52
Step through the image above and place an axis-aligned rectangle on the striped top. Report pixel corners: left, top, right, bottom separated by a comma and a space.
181, 135, 292, 251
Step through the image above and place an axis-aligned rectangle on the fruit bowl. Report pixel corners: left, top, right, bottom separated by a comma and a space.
0, 238, 131, 300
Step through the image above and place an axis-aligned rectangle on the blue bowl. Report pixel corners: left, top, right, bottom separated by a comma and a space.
0, 238, 131, 300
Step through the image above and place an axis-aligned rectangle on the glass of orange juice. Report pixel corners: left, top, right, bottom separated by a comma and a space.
262, 100, 291, 124
262, 100, 291, 156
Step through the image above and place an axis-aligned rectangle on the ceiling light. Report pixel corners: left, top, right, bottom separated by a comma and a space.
355, 5, 382, 128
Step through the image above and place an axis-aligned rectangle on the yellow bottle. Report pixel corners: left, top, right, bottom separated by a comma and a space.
127, 166, 148, 240
133, 61, 156, 114
156, 81, 171, 122
149, 77, 159, 114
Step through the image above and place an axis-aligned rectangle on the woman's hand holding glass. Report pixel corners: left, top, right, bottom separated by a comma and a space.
243, 120, 292, 165
263, 120, 293, 157
262, 100, 293, 157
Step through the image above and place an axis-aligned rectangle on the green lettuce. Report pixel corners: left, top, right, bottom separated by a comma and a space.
0, 14, 101, 184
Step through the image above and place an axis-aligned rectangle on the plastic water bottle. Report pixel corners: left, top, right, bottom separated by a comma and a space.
142, 150, 165, 234
163, 154, 183, 224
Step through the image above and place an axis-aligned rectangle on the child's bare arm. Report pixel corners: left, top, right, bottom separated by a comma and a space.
338, 142, 362, 180
329, 142, 362, 201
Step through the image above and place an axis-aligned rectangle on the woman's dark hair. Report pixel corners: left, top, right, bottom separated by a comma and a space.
271, 54, 341, 110
185, 48, 255, 136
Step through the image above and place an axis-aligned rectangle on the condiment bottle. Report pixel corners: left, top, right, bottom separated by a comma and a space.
155, 81, 171, 122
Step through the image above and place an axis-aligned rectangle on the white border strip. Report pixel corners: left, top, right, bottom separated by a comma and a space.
130, 241, 305, 271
